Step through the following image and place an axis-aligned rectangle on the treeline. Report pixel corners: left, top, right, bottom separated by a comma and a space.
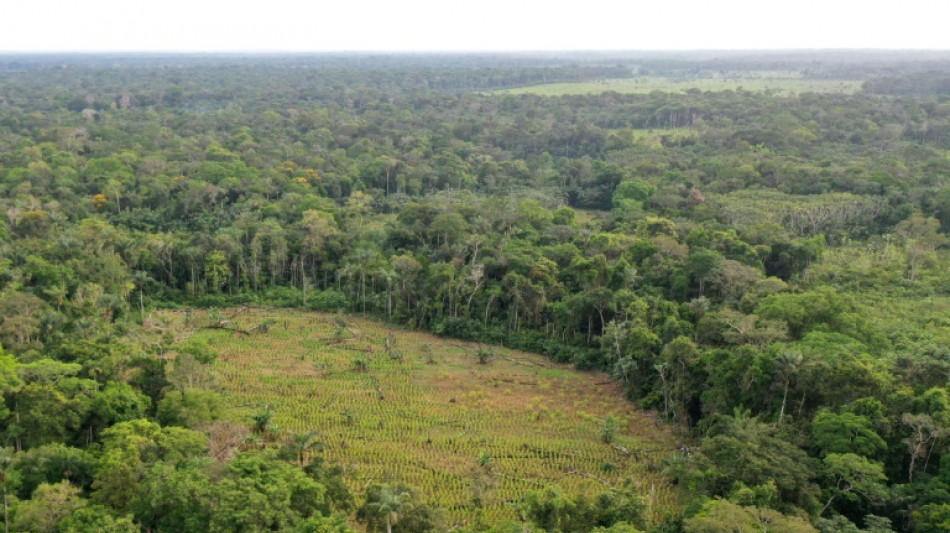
863, 72, 950, 96
1, 57, 950, 533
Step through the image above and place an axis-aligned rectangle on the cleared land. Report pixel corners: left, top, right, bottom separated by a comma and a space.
497, 73, 862, 96
152, 308, 683, 526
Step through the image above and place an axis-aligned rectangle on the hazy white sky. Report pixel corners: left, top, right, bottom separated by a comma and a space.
3, 0, 949, 52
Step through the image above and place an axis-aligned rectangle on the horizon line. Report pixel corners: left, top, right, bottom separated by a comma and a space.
2, 48, 950, 55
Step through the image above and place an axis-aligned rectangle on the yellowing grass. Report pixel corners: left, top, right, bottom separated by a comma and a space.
155, 308, 683, 526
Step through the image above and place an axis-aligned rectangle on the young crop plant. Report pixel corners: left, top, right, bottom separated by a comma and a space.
476, 345, 494, 365
352, 357, 369, 373
601, 416, 618, 444
421, 343, 435, 365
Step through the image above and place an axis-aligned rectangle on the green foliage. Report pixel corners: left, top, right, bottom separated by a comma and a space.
174, 338, 218, 364
699, 411, 818, 509
756, 288, 883, 347
293, 514, 356, 533
11, 481, 86, 533
88, 383, 152, 436
11, 443, 96, 498
727, 481, 779, 510
0, 348, 22, 392
683, 499, 818, 533
307, 290, 349, 312
818, 453, 888, 514
812, 411, 887, 458
129, 462, 213, 533
522, 485, 644, 533
209, 451, 331, 532
93, 419, 208, 510
304, 458, 354, 513
2, 55, 950, 531
476, 345, 494, 365
57, 505, 140, 533
7, 381, 94, 449
156, 388, 223, 428
913, 504, 950, 533
356, 483, 439, 533
601, 416, 618, 444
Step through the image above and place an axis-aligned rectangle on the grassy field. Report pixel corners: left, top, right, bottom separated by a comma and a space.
150, 308, 683, 527
496, 72, 861, 96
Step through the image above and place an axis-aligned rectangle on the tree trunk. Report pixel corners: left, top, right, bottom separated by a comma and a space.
387, 278, 393, 320
923, 435, 941, 474
3, 476, 9, 533
658, 370, 670, 419
484, 294, 496, 326
909, 444, 921, 482
909, 247, 919, 282
778, 379, 790, 425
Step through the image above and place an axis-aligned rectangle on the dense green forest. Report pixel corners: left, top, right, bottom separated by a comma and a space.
1, 51, 950, 533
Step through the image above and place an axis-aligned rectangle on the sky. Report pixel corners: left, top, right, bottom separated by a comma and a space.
3, 0, 949, 52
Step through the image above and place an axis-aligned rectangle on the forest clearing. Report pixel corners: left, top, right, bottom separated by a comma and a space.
146, 308, 683, 526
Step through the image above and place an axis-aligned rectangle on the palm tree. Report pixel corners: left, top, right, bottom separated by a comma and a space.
133, 270, 153, 321
775, 350, 803, 425
285, 430, 324, 466
358, 484, 413, 533
251, 407, 273, 438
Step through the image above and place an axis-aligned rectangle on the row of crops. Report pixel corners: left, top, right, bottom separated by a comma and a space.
172, 308, 683, 525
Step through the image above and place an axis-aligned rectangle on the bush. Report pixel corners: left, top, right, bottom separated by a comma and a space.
306, 290, 349, 312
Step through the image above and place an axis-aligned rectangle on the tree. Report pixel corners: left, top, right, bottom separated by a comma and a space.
129, 462, 212, 533
774, 351, 803, 425
87, 383, 152, 439
700, 410, 817, 508
204, 250, 230, 293
358, 484, 413, 533
895, 213, 946, 282
57, 505, 139, 533
902, 413, 949, 482
811, 411, 887, 459
0, 448, 15, 533
156, 389, 223, 428
914, 504, 950, 533
522, 485, 644, 533
818, 453, 888, 515
11, 481, 86, 533
9, 380, 93, 450
708, 309, 789, 347
11, 443, 96, 499
0, 292, 48, 351
814, 514, 895, 533
297, 210, 341, 289
357, 484, 437, 533
293, 514, 356, 533
93, 420, 207, 510
363, 156, 402, 196
209, 451, 330, 532
684, 499, 817, 533
687, 248, 724, 297
0, 348, 22, 427
279, 431, 325, 467
659, 336, 701, 426
132, 270, 153, 321
612, 179, 656, 209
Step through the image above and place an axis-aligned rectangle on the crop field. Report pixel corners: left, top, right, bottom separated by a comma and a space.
152, 308, 684, 526
497, 72, 862, 96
